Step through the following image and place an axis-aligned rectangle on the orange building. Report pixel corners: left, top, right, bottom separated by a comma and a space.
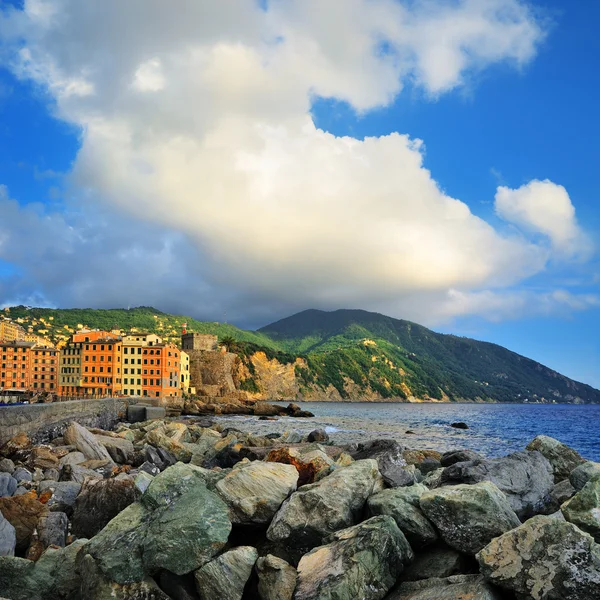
31, 346, 59, 392
141, 343, 180, 398
1, 342, 58, 393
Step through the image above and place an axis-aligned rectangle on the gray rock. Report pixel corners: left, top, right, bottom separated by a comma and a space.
570, 461, 600, 491
540, 478, 577, 515
295, 515, 413, 600
526, 435, 585, 482
0, 459, 15, 474
38, 512, 68, 548
256, 554, 296, 600
194, 546, 258, 600
43, 468, 60, 481
389, 575, 503, 600
477, 515, 600, 600
37, 481, 81, 513
12, 467, 32, 483
267, 459, 383, 556
420, 481, 520, 555
441, 450, 554, 518
440, 449, 483, 467
64, 422, 114, 463
562, 474, 600, 541
59, 463, 102, 484
0, 473, 17, 498
350, 439, 414, 487
0, 510, 16, 556
421, 468, 444, 489
58, 451, 87, 466
134, 471, 154, 494
367, 483, 438, 549
139, 461, 161, 476
215, 460, 298, 524
307, 429, 329, 443
400, 544, 474, 582
95, 435, 135, 464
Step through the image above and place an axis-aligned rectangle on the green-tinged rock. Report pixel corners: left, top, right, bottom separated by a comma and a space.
194, 546, 258, 600
86, 502, 149, 584
477, 515, 600, 600
142, 480, 231, 575
526, 435, 585, 482
367, 483, 438, 549
562, 474, 600, 541
267, 459, 383, 556
294, 515, 413, 600
146, 428, 192, 462
571, 461, 600, 491
256, 554, 297, 600
400, 544, 474, 582
388, 574, 503, 600
215, 460, 298, 524
420, 481, 520, 555
134, 471, 154, 494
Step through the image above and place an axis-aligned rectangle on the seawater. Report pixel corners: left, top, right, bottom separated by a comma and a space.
217, 402, 600, 461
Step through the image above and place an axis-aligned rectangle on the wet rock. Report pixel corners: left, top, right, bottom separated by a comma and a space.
28, 447, 59, 470
400, 544, 474, 582
265, 444, 333, 485
450, 422, 469, 429
267, 459, 383, 557
440, 449, 483, 467
477, 515, 600, 600
0, 473, 17, 498
389, 575, 503, 600
37, 511, 68, 548
215, 460, 298, 525
12, 467, 32, 483
350, 439, 413, 487
0, 492, 47, 552
64, 422, 114, 463
570, 461, 600, 491
367, 483, 438, 549
526, 435, 585, 482
37, 481, 81, 514
562, 474, 600, 541
0, 510, 16, 556
139, 461, 161, 476
95, 435, 135, 464
194, 546, 258, 600
420, 481, 520, 555
0, 433, 31, 458
0, 458, 15, 474
72, 477, 139, 538
256, 554, 296, 600
307, 429, 329, 443
295, 516, 413, 600
441, 450, 554, 518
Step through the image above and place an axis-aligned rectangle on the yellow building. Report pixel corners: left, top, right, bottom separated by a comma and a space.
121, 333, 163, 397
180, 350, 192, 395
0, 318, 25, 342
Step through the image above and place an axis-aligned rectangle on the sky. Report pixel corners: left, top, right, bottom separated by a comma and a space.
0, 0, 598, 387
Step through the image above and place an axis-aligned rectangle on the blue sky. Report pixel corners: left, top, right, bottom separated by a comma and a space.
0, 0, 598, 387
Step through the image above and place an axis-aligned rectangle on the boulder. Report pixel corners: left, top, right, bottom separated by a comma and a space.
421, 468, 444, 489
540, 479, 576, 514
367, 483, 438, 549
72, 477, 139, 538
420, 481, 520, 555
64, 422, 114, 463
58, 451, 87, 466
0, 433, 31, 458
256, 554, 297, 600
450, 422, 469, 429
400, 544, 474, 582
43, 468, 59, 482
0, 473, 17, 498
441, 450, 554, 518
295, 516, 413, 600
95, 435, 135, 464
562, 474, 600, 541
146, 428, 192, 462
307, 429, 329, 443
265, 445, 333, 485
0, 493, 47, 552
12, 467, 32, 483
570, 461, 600, 491
0, 458, 15, 474
28, 447, 59, 470
389, 575, 503, 600
440, 449, 483, 467
37, 512, 68, 548
215, 460, 298, 524
477, 515, 600, 600
349, 439, 413, 487
37, 481, 81, 514
526, 435, 585, 482
194, 546, 258, 600
0, 510, 16, 556
59, 463, 102, 484
134, 471, 154, 494
267, 459, 383, 556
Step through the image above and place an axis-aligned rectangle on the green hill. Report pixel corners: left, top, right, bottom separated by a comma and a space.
3, 305, 599, 403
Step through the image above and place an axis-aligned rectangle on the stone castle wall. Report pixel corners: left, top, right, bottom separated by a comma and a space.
181, 333, 218, 351
0, 398, 126, 445
186, 349, 239, 396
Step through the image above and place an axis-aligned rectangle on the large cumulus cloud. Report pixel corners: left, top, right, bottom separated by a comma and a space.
0, 0, 595, 326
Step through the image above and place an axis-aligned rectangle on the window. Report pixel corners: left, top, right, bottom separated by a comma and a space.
93, 345, 97, 350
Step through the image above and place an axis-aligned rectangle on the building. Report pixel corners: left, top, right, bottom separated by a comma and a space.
0, 318, 25, 342
1, 341, 58, 393
31, 345, 59, 392
180, 350, 192, 395
181, 333, 218, 351
122, 333, 162, 397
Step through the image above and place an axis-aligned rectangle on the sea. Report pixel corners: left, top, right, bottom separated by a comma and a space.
216, 402, 600, 461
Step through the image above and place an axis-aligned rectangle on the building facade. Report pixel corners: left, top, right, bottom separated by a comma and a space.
1, 341, 57, 393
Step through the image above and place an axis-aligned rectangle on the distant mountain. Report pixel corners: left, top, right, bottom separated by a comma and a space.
4, 305, 599, 403
259, 309, 600, 404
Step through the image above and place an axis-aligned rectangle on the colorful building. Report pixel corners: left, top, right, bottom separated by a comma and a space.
1, 341, 58, 393
0, 318, 25, 343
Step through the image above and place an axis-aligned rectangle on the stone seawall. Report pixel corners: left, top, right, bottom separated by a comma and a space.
0, 398, 126, 445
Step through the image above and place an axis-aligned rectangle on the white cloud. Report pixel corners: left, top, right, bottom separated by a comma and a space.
0, 0, 594, 328
495, 180, 592, 258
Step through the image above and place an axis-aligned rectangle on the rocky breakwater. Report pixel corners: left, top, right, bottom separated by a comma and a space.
1, 419, 600, 600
